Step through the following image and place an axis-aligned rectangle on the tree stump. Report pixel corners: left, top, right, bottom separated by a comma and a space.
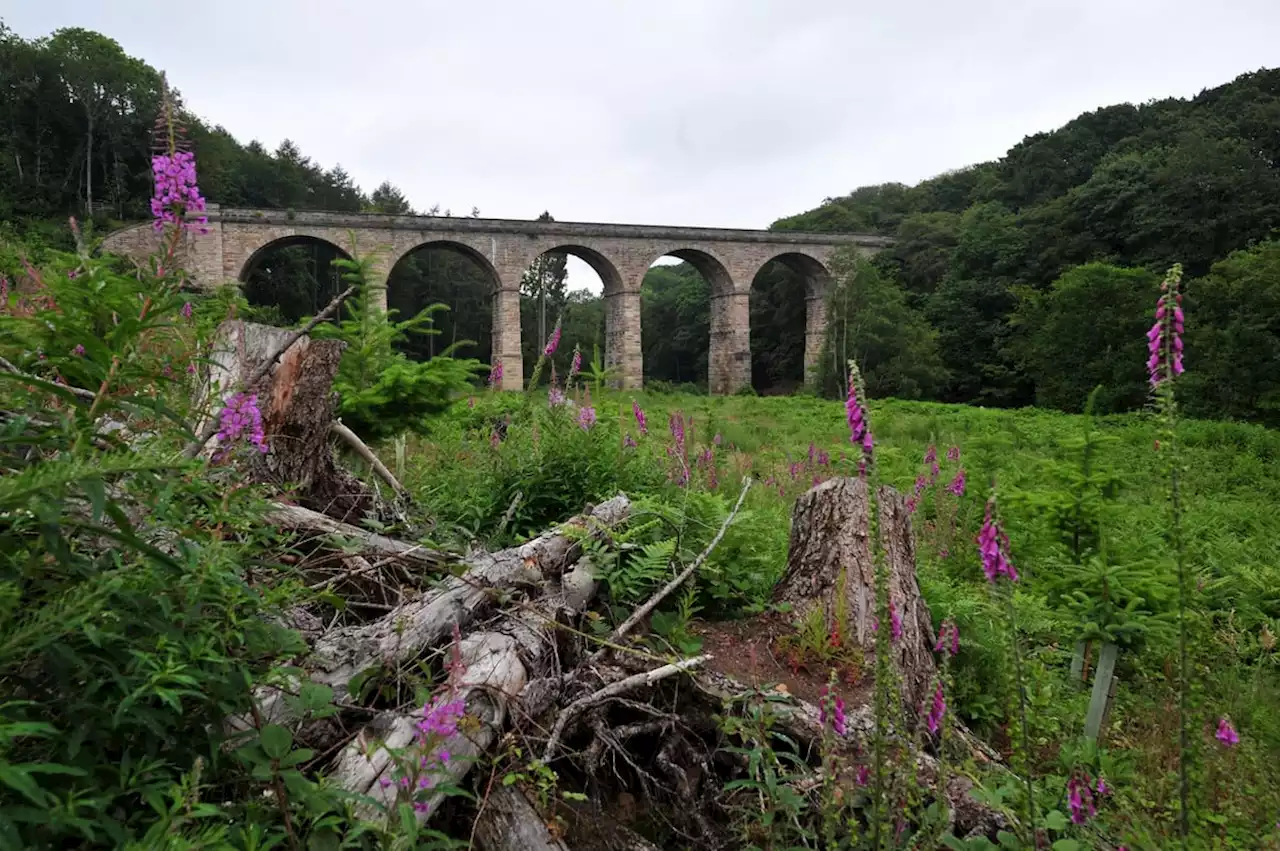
196, 319, 376, 523
773, 476, 937, 708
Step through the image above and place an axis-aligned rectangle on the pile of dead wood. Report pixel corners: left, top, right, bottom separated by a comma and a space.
179, 308, 1012, 848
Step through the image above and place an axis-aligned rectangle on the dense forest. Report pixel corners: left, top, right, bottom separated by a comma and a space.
773, 68, 1280, 422
4, 21, 1279, 418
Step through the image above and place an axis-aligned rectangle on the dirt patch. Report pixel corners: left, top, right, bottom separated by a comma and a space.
690, 613, 875, 711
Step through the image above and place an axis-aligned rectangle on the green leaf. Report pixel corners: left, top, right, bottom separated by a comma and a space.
260, 724, 293, 760
1044, 809, 1068, 831
300, 682, 334, 712
81, 477, 105, 522
1052, 841, 1082, 851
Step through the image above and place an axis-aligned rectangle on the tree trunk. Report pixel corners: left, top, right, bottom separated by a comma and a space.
84, 110, 93, 218
196, 319, 376, 524
773, 476, 936, 708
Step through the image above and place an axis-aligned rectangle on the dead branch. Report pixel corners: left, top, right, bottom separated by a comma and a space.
589, 477, 751, 663
266, 501, 445, 571
331, 419, 405, 497
542, 655, 710, 763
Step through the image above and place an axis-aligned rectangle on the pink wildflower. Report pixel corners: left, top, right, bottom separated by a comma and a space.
569, 345, 582, 380
215, 392, 268, 455
1146, 266, 1186, 388
578, 405, 597, 430
543, 319, 562, 357
151, 150, 208, 232
977, 497, 1018, 583
632, 399, 648, 435
488, 358, 504, 388
946, 467, 966, 496
926, 680, 946, 734
1216, 716, 1239, 746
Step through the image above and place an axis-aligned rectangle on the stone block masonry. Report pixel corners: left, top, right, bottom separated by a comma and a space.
102, 206, 888, 394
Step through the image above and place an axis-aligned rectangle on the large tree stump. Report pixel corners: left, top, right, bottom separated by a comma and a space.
196, 319, 375, 523
773, 477, 936, 708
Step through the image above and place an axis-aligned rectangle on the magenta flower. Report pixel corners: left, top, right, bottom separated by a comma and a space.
889, 598, 902, 642
1216, 716, 1239, 746
856, 765, 870, 786
543, 319, 562, 357
946, 446, 960, 462
926, 680, 946, 734
488, 358, 504, 388
72, 344, 85, 356
623, 433, 637, 449
181, 301, 193, 320
578, 405, 597, 430
548, 386, 566, 407
632, 399, 648, 435
150, 151, 208, 233
1146, 267, 1186, 388
977, 497, 1018, 583
946, 467, 967, 496
569, 345, 582, 380
924, 444, 937, 464
818, 685, 846, 736
1067, 772, 1098, 825
215, 392, 268, 456
845, 371, 873, 461
417, 695, 465, 740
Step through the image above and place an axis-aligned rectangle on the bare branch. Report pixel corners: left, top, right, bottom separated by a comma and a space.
589, 477, 751, 663
541, 655, 709, 763
330, 419, 405, 497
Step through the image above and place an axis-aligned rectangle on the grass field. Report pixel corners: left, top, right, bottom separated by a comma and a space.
397, 387, 1280, 847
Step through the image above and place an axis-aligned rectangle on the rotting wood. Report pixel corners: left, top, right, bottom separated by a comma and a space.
472, 784, 571, 851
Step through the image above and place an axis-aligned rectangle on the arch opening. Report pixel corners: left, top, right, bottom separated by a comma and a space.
641, 248, 734, 393
518, 245, 613, 384
240, 236, 352, 326
750, 252, 832, 395
385, 241, 501, 366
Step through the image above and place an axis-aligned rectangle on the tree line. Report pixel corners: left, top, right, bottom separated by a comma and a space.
773, 67, 1280, 424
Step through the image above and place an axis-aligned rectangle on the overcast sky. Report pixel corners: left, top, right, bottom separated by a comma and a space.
6, 0, 1279, 291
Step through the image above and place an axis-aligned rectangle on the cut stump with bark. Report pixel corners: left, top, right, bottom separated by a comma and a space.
196, 319, 376, 524
773, 476, 937, 708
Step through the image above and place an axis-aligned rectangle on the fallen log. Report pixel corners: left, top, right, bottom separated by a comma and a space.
237, 496, 630, 737
473, 785, 571, 851
331, 527, 618, 822
266, 501, 446, 572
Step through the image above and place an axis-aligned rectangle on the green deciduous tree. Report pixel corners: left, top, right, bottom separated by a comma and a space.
1012, 262, 1159, 413
1181, 241, 1280, 427
817, 247, 946, 400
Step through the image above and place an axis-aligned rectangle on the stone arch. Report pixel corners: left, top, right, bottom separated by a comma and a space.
750, 251, 835, 392
238, 234, 354, 324
518, 244, 622, 386
644, 247, 736, 297
384, 239, 505, 371
641, 247, 743, 395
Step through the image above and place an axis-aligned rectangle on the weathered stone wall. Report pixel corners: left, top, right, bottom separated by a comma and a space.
100, 207, 888, 394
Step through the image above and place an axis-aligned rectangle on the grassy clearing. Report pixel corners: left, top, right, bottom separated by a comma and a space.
395, 387, 1280, 846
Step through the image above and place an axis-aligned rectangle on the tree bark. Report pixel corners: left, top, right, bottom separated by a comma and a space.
197, 319, 375, 523
773, 477, 936, 708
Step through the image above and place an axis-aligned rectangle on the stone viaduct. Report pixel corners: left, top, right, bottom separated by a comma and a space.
101, 205, 889, 394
